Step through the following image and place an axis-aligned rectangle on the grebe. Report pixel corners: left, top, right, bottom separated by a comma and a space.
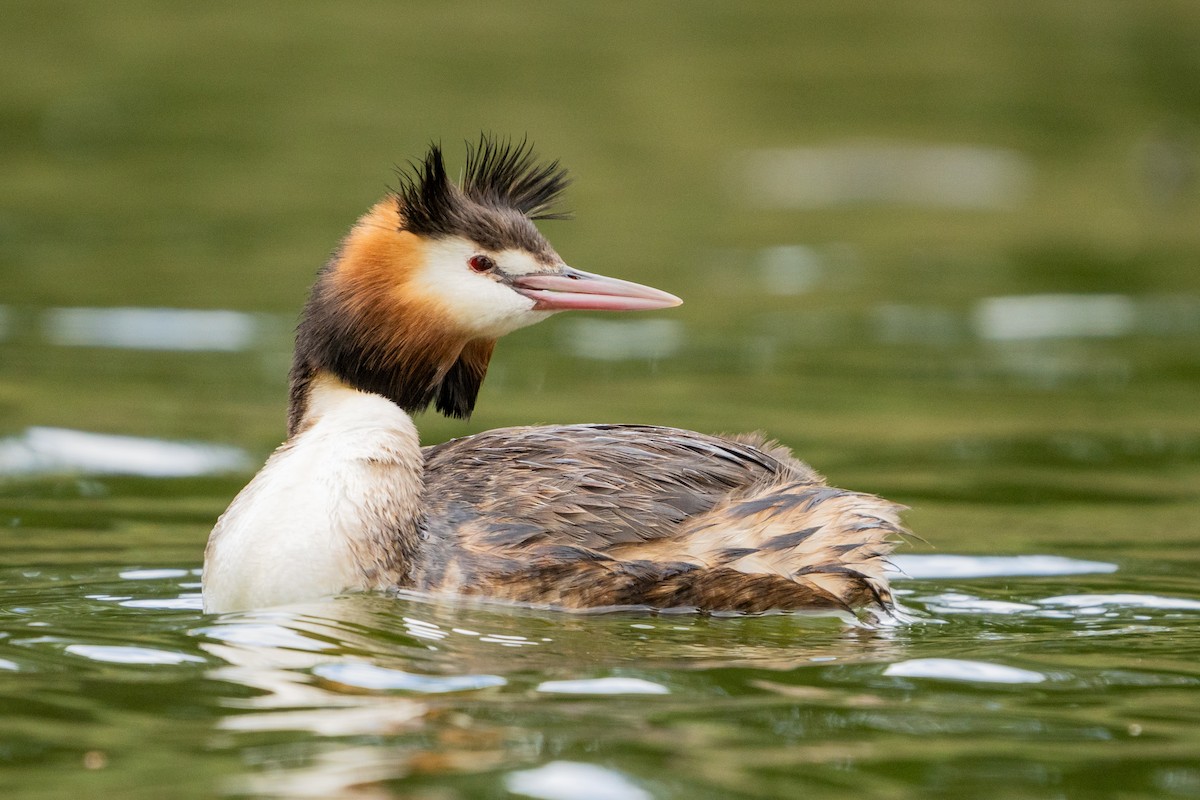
202, 137, 909, 617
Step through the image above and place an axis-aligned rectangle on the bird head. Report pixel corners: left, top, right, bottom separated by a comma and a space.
288, 136, 681, 433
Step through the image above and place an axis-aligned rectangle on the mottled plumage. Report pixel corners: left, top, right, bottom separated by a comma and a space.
415, 425, 904, 615
203, 136, 911, 619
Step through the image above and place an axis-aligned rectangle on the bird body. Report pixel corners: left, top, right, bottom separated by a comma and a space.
416, 423, 903, 613
202, 138, 908, 617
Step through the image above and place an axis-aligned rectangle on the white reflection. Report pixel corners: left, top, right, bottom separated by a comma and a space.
507, 761, 652, 800
1039, 594, 1200, 611
44, 306, 261, 351
891, 554, 1118, 580
195, 621, 338, 653
562, 319, 682, 361
227, 744, 416, 798
219, 701, 425, 737
312, 662, 506, 693
64, 644, 205, 665
885, 658, 1046, 684
1154, 766, 1200, 797
0, 426, 251, 477
536, 677, 669, 695
120, 596, 204, 610
738, 142, 1032, 210
202, 645, 426, 794
119, 568, 190, 580
869, 293, 1200, 351
974, 294, 1136, 341
193, 604, 446, 745
916, 593, 1041, 615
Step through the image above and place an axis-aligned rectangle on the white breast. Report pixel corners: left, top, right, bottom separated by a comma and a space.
202, 380, 423, 613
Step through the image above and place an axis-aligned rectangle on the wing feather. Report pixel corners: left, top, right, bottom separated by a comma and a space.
415, 424, 824, 594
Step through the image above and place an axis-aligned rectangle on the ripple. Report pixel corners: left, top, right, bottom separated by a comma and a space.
120, 596, 204, 610
64, 644, 205, 665
192, 623, 336, 651
218, 699, 426, 736
917, 592, 1041, 615
119, 568, 191, 581
506, 761, 652, 800
312, 662, 506, 693
42, 306, 261, 351
536, 677, 670, 695
884, 658, 1047, 684
0, 426, 250, 477
1039, 593, 1200, 611
892, 554, 1118, 580
975, 294, 1136, 341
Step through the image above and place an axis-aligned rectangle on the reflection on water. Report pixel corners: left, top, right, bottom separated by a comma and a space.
883, 658, 1047, 684
0, 426, 250, 477
64, 643, 206, 665
313, 662, 507, 693
974, 294, 1138, 341
736, 142, 1033, 210
1039, 593, 1200, 612
507, 761, 653, 800
873, 293, 1200, 348
891, 554, 1118, 580
0, 306, 296, 356
981, 292, 1200, 345
43, 307, 264, 351
536, 677, 670, 695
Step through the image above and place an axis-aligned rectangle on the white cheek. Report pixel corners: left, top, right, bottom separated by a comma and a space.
415, 239, 556, 338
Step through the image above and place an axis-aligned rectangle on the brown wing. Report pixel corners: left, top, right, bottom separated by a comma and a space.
415, 424, 819, 588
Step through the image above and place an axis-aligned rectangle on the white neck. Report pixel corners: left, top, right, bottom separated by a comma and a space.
202, 375, 424, 612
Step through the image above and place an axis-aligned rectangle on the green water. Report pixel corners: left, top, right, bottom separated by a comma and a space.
3, 3, 1200, 798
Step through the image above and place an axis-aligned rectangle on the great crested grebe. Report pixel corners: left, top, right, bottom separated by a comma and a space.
202, 137, 909, 617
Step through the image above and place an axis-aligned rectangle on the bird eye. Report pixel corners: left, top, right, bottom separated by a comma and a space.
468, 254, 496, 273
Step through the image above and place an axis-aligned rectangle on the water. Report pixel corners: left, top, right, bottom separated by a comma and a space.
1, 418, 1198, 799
4, 3, 1200, 798
2, 548, 1199, 799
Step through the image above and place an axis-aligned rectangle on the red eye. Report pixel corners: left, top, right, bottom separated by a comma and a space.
468, 255, 496, 273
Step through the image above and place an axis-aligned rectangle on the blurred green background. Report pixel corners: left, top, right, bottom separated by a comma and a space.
3, 5, 1200, 798
2, 1, 1198, 549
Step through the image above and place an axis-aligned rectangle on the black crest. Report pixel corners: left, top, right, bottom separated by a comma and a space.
395, 136, 571, 257
461, 136, 572, 220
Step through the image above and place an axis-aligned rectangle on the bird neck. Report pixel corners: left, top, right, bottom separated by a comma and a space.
287, 335, 494, 437
203, 373, 426, 612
